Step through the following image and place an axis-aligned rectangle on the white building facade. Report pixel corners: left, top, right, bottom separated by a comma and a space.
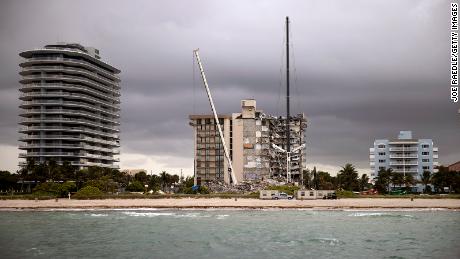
369, 131, 439, 182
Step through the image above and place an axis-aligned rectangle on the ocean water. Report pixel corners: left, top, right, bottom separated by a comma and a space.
0, 209, 459, 259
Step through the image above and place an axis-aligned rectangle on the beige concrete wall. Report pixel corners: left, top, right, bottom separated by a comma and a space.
223, 118, 231, 184
232, 113, 244, 183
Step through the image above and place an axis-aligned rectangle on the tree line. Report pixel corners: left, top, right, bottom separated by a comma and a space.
302, 163, 460, 194
0, 159, 200, 197
1, 159, 459, 196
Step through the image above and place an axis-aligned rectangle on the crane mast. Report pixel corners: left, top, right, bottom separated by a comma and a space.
193, 49, 238, 185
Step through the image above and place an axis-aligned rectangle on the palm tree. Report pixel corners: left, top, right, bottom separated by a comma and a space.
46, 159, 58, 181
375, 168, 392, 194
338, 163, 358, 191
391, 173, 404, 189
160, 171, 168, 192
403, 174, 415, 192
421, 171, 431, 193
359, 174, 370, 192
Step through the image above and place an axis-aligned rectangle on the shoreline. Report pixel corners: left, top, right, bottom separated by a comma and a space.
1, 198, 459, 211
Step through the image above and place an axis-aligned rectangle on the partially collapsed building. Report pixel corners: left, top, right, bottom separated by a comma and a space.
189, 99, 307, 185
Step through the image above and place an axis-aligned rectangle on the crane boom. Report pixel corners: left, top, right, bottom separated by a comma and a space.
193, 49, 238, 185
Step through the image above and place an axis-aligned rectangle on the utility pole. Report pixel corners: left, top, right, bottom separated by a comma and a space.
286, 16, 291, 156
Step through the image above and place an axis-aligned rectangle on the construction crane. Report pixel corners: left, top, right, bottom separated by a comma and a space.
193, 49, 238, 185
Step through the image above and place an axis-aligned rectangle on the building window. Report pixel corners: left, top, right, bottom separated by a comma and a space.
378, 152, 386, 156
379, 166, 385, 170
378, 144, 386, 148
421, 144, 429, 148
423, 166, 429, 170
379, 159, 386, 163
422, 159, 429, 163
422, 152, 429, 156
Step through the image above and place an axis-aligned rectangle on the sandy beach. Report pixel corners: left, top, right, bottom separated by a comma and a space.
0, 198, 459, 210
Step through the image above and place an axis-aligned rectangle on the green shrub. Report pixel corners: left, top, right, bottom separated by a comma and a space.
126, 181, 145, 192
33, 181, 77, 197
83, 180, 105, 191
73, 186, 104, 199
336, 190, 356, 198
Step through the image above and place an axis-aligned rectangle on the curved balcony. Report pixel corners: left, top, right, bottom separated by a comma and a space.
20, 89, 119, 107
20, 74, 120, 94
20, 102, 120, 119
20, 83, 120, 103
20, 117, 120, 130
19, 126, 119, 138
20, 58, 120, 81
20, 100, 119, 116
21, 109, 119, 124
83, 136, 120, 146
20, 65, 119, 86
19, 152, 119, 161
19, 143, 120, 154
20, 49, 120, 75
19, 152, 78, 157
19, 135, 120, 147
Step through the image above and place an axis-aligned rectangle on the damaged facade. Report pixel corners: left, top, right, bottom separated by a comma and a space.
189, 99, 307, 185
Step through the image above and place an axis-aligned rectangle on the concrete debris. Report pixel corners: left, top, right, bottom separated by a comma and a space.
204, 179, 287, 193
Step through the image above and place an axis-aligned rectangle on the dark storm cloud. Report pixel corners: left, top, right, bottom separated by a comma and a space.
0, 0, 458, 173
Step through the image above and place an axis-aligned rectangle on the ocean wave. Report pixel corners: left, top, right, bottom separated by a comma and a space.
216, 214, 229, 219
121, 211, 215, 218
122, 212, 175, 217
348, 212, 414, 218
87, 213, 109, 217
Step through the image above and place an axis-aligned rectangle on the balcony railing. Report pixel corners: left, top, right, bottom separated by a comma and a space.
24, 56, 120, 80
391, 169, 419, 173
22, 104, 119, 118
19, 144, 119, 153
19, 152, 119, 161
389, 162, 419, 166
389, 154, 418, 158
21, 83, 120, 101
21, 108, 119, 123
19, 126, 119, 138
389, 147, 418, 151
19, 135, 120, 146
20, 117, 120, 129
21, 65, 120, 85
20, 92, 120, 109
20, 74, 119, 93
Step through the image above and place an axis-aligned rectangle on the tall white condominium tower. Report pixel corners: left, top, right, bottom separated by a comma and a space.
369, 131, 439, 181
18, 43, 121, 169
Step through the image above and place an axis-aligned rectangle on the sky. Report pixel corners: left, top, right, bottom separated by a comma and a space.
0, 0, 458, 176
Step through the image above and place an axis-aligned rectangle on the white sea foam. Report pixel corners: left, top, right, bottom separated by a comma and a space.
349, 212, 386, 217
122, 211, 175, 217
348, 212, 415, 218
88, 213, 108, 217
314, 238, 343, 246
216, 214, 229, 219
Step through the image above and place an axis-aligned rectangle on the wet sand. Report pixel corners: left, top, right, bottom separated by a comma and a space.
0, 198, 459, 210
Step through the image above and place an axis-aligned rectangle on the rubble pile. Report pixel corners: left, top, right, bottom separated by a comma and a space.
204, 179, 287, 193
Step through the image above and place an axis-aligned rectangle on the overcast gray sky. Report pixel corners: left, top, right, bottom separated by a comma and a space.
0, 0, 458, 176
